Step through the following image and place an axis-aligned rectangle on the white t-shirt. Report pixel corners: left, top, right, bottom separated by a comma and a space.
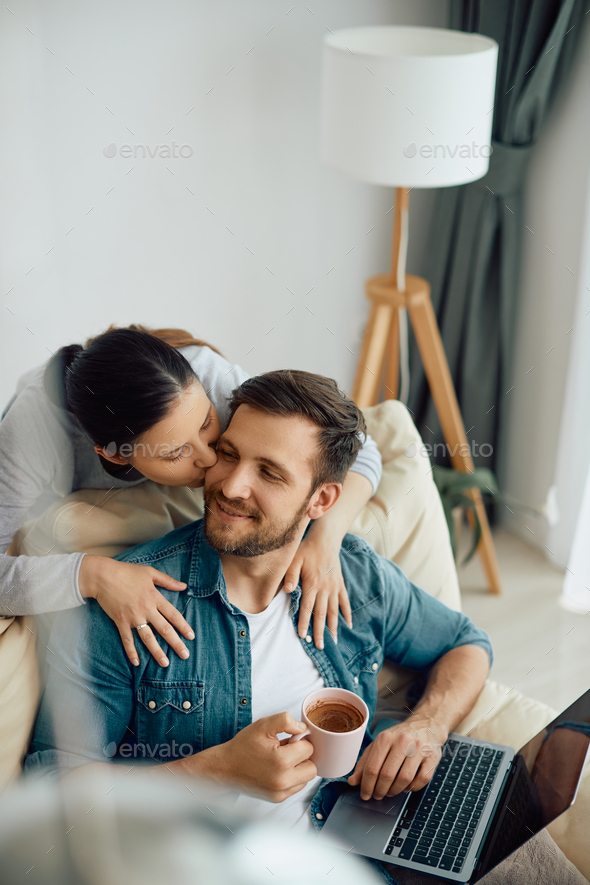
230, 590, 325, 832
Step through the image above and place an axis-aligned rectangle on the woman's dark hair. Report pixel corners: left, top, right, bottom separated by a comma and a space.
227, 369, 366, 491
43, 325, 219, 447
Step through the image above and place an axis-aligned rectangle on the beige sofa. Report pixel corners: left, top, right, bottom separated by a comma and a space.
2, 400, 588, 877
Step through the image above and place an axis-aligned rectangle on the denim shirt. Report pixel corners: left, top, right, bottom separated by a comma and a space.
26, 520, 492, 884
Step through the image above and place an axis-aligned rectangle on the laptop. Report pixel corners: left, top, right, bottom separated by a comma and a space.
320, 688, 590, 882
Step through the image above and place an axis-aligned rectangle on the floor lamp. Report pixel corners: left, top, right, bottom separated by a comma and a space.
321, 26, 502, 594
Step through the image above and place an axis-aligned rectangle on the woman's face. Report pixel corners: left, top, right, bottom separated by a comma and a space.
95, 382, 220, 488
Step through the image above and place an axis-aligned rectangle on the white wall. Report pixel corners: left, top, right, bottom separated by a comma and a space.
4, 1, 589, 569
0, 0, 446, 409
501, 15, 590, 567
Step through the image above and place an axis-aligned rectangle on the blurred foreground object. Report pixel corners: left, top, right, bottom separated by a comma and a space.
0, 770, 380, 885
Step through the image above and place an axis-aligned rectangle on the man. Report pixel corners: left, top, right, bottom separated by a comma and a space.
27, 370, 493, 880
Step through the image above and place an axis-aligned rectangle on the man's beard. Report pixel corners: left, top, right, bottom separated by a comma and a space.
203, 487, 310, 557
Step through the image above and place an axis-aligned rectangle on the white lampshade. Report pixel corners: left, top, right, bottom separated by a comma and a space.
321, 26, 498, 188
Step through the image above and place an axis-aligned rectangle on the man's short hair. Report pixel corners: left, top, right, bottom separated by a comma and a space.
227, 369, 366, 491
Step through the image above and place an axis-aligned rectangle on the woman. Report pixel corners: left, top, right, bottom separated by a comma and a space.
0, 325, 382, 666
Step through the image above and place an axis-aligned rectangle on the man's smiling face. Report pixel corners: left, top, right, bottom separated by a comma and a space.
203, 404, 321, 557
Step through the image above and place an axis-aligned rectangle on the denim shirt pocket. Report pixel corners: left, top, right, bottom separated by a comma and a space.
136, 680, 205, 761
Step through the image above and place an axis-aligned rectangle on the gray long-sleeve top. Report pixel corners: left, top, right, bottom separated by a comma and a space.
0, 346, 383, 616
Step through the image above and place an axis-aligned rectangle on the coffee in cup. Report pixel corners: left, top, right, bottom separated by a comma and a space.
306, 699, 364, 734
289, 687, 369, 778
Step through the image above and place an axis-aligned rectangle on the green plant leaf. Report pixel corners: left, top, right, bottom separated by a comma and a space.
432, 465, 499, 566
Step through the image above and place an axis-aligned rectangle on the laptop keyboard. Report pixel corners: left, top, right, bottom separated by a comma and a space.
383, 740, 505, 875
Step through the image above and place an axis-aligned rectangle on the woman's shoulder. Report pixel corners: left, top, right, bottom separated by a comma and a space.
14, 361, 46, 396
4, 362, 54, 418
177, 343, 222, 368
1, 360, 77, 452
177, 345, 250, 420
178, 343, 247, 378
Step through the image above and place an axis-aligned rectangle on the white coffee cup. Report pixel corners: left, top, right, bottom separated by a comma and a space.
289, 687, 369, 778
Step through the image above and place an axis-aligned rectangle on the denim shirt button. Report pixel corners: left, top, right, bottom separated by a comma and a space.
182, 701, 191, 710
240, 697, 248, 706
239, 630, 246, 637
371, 663, 378, 672
315, 813, 323, 820
353, 676, 359, 685
305, 635, 312, 643
148, 701, 156, 709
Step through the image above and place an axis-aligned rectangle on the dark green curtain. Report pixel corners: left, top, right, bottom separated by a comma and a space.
407, 0, 586, 488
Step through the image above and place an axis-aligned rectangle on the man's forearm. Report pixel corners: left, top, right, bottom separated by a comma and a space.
410, 644, 490, 740
63, 744, 227, 785
149, 742, 228, 783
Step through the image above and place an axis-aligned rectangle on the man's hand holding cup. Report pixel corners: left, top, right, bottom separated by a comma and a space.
211, 712, 317, 803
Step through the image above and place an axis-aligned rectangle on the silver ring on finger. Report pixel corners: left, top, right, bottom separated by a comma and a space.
135, 624, 149, 631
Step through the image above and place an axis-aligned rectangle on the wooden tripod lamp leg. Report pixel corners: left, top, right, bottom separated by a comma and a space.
353, 186, 408, 408
351, 185, 501, 593
384, 308, 400, 400
383, 185, 406, 402
407, 283, 502, 595
352, 300, 394, 408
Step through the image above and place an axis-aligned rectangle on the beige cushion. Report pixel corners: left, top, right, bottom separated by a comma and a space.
0, 616, 40, 792
354, 402, 461, 609
4, 400, 588, 878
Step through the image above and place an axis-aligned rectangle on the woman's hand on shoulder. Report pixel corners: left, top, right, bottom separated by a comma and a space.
283, 533, 352, 650
78, 555, 194, 667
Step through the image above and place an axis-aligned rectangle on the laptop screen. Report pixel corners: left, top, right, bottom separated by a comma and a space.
474, 689, 590, 880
